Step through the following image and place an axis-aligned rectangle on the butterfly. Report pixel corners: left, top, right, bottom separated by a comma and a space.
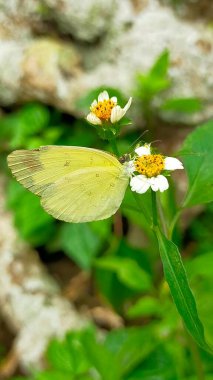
7, 146, 129, 223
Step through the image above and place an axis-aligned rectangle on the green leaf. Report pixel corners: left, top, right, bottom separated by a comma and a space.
90, 219, 112, 240
0, 102, 50, 150
126, 345, 178, 380
186, 252, 213, 279
135, 74, 170, 100
126, 297, 161, 319
181, 121, 213, 206
186, 252, 213, 345
149, 49, 170, 78
95, 256, 151, 291
47, 339, 74, 372
18, 102, 50, 134
95, 239, 152, 311
82, 329, 120, 380
155, 227, 212, 353
122, 188, 153, 240
59, 223, 102, 270
105, 326, 157, 377
7, 180, 55, 246
35, 370, 72, 380
182, 377, 213, 380
161, 97, 202, 113
135, 50, 171, 102
47, 332, 91, 376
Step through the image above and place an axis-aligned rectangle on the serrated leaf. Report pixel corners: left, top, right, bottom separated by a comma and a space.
156, 227, 212, 353
180, 121, 213, 206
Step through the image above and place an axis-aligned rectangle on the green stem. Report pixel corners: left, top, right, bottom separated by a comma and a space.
110, 138, 120, 156
132, 192, 151, 224
151, 190, 158, 228
157, 196, 168, 237
186, 331, 205, 380
168, 208, 182, 240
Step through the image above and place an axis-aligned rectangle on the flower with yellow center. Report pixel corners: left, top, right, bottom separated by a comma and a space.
128, 144, 183, 193
86, 90, 132, 125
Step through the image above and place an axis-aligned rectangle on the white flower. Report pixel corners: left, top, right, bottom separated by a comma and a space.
86, 90, 132, 125
130, 144, 183, 194
164, 157, 184, 170
130, 174, 169, 194
135, 143, 151, 156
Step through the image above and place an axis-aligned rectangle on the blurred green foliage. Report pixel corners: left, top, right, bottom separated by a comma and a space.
0, 50, 212, 379
134, 49, 202, 136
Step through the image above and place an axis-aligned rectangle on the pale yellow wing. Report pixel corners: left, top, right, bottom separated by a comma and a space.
40, 166, 129, 222
7, 146, 121, 196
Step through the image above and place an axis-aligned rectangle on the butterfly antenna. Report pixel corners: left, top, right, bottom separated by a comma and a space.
129, 130, 149, 151
150, 139, 161, 145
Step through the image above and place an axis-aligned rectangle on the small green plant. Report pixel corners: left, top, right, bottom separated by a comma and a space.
134, 50, 202, 136
1, 71, 212, 379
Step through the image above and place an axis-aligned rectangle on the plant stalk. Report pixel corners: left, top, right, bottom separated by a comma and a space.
151, 190, 158, 228
110, 138, 120, 156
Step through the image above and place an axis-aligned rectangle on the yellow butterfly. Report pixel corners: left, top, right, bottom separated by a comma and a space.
7, 146, 129, 223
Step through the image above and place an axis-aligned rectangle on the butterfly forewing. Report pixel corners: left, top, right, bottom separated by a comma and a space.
7, 146, 122, 195
7, 146, 129, 222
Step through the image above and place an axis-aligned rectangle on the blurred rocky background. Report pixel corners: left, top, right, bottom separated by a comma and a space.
0, 0, 212, 121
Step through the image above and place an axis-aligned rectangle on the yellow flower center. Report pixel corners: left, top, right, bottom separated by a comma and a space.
134, 154, 164, 177
91, 99, 116, 121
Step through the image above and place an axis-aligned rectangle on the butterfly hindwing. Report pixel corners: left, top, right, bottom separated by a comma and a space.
41, 167, 128, 222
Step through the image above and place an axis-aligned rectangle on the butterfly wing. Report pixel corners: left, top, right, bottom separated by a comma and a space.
7, 146, 129, 222
7, 146, 122, 195
41, 166, 128, 222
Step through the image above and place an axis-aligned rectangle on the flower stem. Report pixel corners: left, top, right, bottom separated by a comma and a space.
151, 190, 158, 229
157, 196, 168, 237
132, 192, 152, 224
110, 138, 120, 156
168, 208, 182, 240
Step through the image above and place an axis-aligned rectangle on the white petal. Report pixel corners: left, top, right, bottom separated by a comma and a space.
130, 175, 151, 194
86, 112, 102, 125
98, 90, 109, 102
110, 97, 132, 123
150, 175, 169, 192
123, 97, 132, 113
110, 105, 123, 123
135, 144, 151, 156
91, 99, 97, 108
164, 157, 184, 171
111, 96, 117, 104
